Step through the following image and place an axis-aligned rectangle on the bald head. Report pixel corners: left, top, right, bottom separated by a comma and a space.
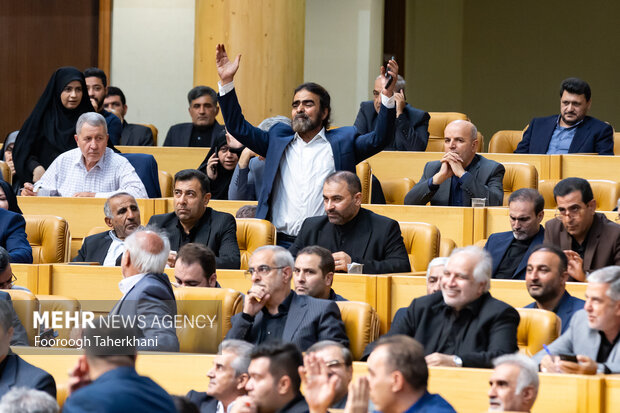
443, 120, 478, 167
122, 228, 170, 277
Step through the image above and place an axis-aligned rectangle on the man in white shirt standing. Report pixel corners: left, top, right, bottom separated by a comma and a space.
215, 44, 398, 247
21, 112, 147, 199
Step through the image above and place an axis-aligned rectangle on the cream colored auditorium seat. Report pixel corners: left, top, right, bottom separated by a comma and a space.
539, 179, 620, 210
24, 215, 71, 263
489, 130, 524, 153
502, 162, 538, 205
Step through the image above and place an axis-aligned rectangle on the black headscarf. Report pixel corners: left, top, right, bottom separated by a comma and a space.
0, 180, 22, 214
198, 131, 238, 200
13, 66, 94, 184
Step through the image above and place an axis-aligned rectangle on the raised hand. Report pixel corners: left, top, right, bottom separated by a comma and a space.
380, 58, 400, 97
299, 353, 338, 413
216, 44, 241, 85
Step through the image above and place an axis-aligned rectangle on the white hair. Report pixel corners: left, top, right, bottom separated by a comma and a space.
123, 227, 170, 274
258, 116, 291, 131
253, 245, 294, 269
219, 339, 254, 377
76, 112, 108, 135
448, 246, 492, 292
493, 353, 539, 395
426, 257, 449, 280
588, 266, 620, 301
0, 387, 59, 413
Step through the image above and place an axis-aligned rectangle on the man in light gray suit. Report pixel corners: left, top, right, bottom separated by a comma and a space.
533, 266, 620, 374
404, 120, 505, 206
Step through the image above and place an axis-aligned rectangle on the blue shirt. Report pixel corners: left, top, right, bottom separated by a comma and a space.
398, 391, 456, 413
546, 116, 584, 154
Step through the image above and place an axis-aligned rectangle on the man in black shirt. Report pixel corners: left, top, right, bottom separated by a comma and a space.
485, 188, 545, 279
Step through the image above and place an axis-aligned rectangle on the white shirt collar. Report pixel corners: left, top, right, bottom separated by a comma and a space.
74, 147, 108, 170
293, 127, 327, 144
119, 273, 147, 296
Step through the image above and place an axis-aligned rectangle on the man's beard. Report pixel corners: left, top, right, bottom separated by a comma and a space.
292, 114, 320, 133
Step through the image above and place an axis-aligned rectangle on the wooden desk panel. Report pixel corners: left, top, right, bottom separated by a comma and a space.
561, 155, 620, 181
117, 145, 209, 177
13, 263, 39, 293
604, 375, 620, 413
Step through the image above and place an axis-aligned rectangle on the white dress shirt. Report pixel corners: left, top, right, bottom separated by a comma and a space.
118, 273, 146, 297
102, 230, 126, 266
34, 147, 148, 199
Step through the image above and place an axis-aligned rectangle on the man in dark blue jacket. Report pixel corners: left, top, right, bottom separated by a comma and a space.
0, 208, 32, 264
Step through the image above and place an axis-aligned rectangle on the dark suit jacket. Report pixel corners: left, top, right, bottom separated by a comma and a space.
147, 208, 240, 269
404, 155, 505, 206
364, 291, 520, 367
186, 390, 218, 413
73, 231, 121, 265
0, 208, 32, 263
544, 212, 620, 274
289, 208, 411, 274
62, 366, 176, 413
219, 89, 395, 220
226, 291, 349, 351
163, 122, 225, 147
121, 121, 154, 146
0, 353, 56, 398
525, 290, 584, 334
484, 226, 545, 280
0, 291, 29, 346
515, 115, 614, 155
102, 109, 122, 146
109, 273, 179, 352
354, 101, 429, 151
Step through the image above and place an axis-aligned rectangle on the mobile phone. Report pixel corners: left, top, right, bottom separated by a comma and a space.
383, 56, 395, 88
558, 353, 578, 363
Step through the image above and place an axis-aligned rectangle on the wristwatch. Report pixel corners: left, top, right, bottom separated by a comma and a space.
453, 355, 463, 367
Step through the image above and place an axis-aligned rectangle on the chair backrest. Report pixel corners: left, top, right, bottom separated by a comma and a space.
489, 130, 524, 153
380, 178, 415, 204
236, 219, 276, 270
24, 215, 70, 263
159, 170, 173, 197
614, 132, 620, 155
428, 112, 468, 137
539, 179, 620, 210
0, 161, 11, 184
398, 222, 440, 271
516, 308, 561, 356
335, 301, 380, 361
439, 237, 456, 257
174, 286, 243, 353
3, 288, 39, 345
35, 294, 80, 346
356, 161, 371, 204
502, 162, 538, 205
139, 123, 158, 145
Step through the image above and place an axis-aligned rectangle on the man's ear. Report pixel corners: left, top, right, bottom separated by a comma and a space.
203, 192, 212, 207
104, 217, 113, 228
208, 273, 218, 288
354, 192, 362, 207
277, 375, 292, 395
324, 271, 334, 288
521, 385, 537, 406
236, 373, 249, 391
74, 134, 79, 145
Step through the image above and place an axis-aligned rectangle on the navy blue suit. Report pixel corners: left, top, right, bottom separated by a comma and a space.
0, 208, 32, 263
484, 226, 545, 280
525, 291, 584, 334
219, 89, 395, 221
102, 110, 122, 146
0, 353, 56, 398
515, 115, 614, 155
63, 366, 175, 413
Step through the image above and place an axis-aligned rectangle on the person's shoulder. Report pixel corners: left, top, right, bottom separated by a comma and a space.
363, 208, 399, 226
137, 273, 175, 298
477, 154, 503, 168
83, 231, 111, 243
359, 100, 374, 111
10, 353, 53, 381
404, 103, 429, 118
529, 115, 558, 124
582, 116, 612, 129
148, 212, 177, 226
208, 207, 236, 224
482, 293, 519, 315
169, 122, 193, 130
487, 230, 513, 242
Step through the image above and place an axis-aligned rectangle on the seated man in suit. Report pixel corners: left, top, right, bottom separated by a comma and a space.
164, 86, 225, 147
215, 44, 398, 247
485, 188, 545, 279
524, 245, 584, 334
404, 120, 505, 206
186, 339, 252, 413
354, 74, 429, 151
74, 192, 141, 265
21, 112, 148, 199
544, 177, 620, 281
0, 300, 56, 398
0, 208, 32, 263
110, 228, 179, 352
148, 169, 240, 269
533, 266, 620, 374
488, 354, 539, 412
293, 245, 346, 301
364, 246, 520, 368
174, 243, 218, 287
104, 86, 154, 146
515, 77, 613, 155
226, 246, 349, 351
305, 340, 353, 409
290, 171, 411, 274
84, 67, 122, 145
63, 325, 175, 412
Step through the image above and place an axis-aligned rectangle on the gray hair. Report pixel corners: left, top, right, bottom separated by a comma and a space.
258, 116, 291, 132
588, 266, 620, 301
0, 387, 59, 413
123, 227, 170, 274
103, 192, 136, 218
253, 245, 294, 270
0, 247, 10, 275
426, 257, 449, 280
493, 353, 539, 395
220, 339, 254, 377
448, 246, 492, 292
307, 340, 353, 367
76, 112, 108, 135
0, 300, 13, 333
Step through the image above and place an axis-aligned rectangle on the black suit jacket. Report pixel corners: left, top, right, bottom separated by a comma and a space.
0, 353, 56, 398
121, 121, 154, 146
163, 122, 225, 147
354, 101, 429, 151
364, 291, 519, 367
0, 291, 29, 346
289, 208, 411, 274
226, 291, 349, 351
73, 231, 122, 265
147, 208, 240, 269
186, 390, 218, 413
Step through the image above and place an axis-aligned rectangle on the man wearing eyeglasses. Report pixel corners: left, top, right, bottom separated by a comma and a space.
225, 246, 349, 351
484, 189, 545, 279
544, 177, 620, 281
306, 340, 353, 409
